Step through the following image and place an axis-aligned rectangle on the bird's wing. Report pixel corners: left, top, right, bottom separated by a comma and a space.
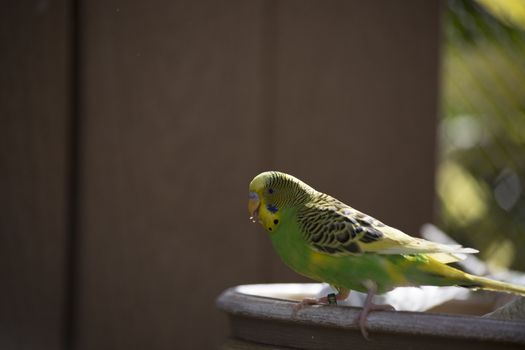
298, 204, 477, 262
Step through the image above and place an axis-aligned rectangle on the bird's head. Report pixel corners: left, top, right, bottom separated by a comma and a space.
248, 171, 314, 232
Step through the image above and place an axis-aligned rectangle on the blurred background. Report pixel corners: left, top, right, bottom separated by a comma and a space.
439, 0, 525, 273
1, 0, 524, 349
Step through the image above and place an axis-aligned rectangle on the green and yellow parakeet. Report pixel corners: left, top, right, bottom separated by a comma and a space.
248, 171, 525, 338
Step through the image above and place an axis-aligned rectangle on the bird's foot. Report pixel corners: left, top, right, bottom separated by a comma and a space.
291, 295, 329, 317
355, 302, 395, 340
292, 291, 347, 317
300, 296, 329, 305
355, 281, 394, 339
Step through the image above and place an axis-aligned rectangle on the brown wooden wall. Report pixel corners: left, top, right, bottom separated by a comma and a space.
1, 1, 441, 349
1, 1, 72, 349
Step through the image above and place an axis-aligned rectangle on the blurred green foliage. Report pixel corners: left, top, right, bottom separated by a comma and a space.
439, 0, 525, 271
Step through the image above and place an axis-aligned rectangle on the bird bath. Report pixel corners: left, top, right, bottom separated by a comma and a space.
216, 283, 525, 350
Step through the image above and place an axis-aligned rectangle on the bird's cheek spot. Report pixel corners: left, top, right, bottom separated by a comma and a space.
267, 218, 280, 232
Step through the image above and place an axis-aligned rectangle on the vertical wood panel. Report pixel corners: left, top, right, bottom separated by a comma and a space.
269, 0, 441, 280
76, 1, 265, 349
0, 1, 72, 349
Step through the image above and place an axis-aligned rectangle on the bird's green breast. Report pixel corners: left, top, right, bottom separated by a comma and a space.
268, 208, 318, 278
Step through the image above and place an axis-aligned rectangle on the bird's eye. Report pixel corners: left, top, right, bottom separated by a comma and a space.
268, 188, 275, 194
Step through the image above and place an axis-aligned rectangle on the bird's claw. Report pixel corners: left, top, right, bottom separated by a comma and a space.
355, 303, 395, 340
291, 296, 331, 317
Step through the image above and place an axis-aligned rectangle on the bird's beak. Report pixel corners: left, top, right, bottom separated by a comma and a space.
248, 191, 261, 223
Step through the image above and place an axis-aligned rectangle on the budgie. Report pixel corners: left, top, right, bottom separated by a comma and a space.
248, 171, 525, 338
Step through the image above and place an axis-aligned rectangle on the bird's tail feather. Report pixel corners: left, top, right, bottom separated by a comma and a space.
466, 274, 525, 296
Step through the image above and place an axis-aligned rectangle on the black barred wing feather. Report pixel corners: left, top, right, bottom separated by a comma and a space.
297, 197, 478, 261
297, 202, 385, 255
